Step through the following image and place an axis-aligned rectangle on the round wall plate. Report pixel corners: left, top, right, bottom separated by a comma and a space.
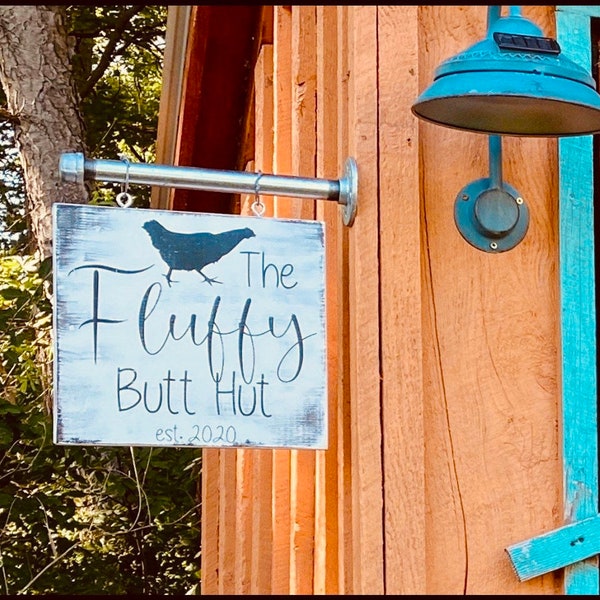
454, 177, 529, 252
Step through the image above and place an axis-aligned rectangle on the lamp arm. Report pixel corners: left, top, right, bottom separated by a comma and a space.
489, 135, 503, 190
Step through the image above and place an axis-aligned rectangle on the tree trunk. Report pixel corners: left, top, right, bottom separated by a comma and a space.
0, 5, 88, 260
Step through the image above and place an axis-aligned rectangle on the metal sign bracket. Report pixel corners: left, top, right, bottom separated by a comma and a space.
60, 153, 358, 226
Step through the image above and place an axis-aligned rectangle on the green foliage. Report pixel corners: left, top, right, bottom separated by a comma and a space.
0, 6, 204, 595
68, 5, 167, 208
0, 254, 201, 595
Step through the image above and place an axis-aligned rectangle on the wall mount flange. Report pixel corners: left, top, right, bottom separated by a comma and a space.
454, 177, 529, 253
338, 157, 358, 227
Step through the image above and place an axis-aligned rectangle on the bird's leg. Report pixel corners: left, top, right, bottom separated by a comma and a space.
196, 269, 222, 285
163, 267, 176, 287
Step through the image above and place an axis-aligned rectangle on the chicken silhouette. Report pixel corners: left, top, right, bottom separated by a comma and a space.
142, 220, 255, 286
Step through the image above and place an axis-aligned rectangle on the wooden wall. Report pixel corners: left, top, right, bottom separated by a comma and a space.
199, 5, 565, 594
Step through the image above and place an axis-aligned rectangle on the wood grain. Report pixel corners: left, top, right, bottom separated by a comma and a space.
419, 5, 561, 594
378, 5, 426, 594
346, 5, 384, 594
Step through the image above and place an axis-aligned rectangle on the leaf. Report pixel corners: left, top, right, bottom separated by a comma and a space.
0, 420, 13, 445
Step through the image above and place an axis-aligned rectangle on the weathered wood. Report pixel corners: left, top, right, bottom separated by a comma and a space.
378, 5, 426, 594
315, 5, 341, 594
507, 513, 600, 582
555, 6, 599, 594
346, 5, 384, 594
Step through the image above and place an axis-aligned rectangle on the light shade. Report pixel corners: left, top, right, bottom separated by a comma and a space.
412, 10, 600, 136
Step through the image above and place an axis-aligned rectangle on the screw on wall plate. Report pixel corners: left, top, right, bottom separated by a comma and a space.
490, 241, 498, 250
516, 197, 523, 204
462, 194, 469, 201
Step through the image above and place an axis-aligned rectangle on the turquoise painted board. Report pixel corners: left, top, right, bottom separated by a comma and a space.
556, 6, 600, 594
507, 514, 600, 581
52, 203, 328, 449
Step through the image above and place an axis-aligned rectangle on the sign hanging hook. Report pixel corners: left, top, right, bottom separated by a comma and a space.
252, 171, 265, 217
115, 154, 134, 208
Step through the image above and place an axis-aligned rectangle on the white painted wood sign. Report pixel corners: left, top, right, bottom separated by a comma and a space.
52, 203, 327, 449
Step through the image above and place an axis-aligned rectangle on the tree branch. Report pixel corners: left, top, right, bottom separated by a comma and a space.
79, 5, 143, 100
17, 542, 79, 594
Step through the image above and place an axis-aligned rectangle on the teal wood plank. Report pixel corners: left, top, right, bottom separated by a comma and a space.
556, 6, 599, 594
557, 5, 600, 18
506, 514, 600, 582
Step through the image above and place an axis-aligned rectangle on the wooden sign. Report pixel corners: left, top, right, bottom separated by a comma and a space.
52, 203, 327, 449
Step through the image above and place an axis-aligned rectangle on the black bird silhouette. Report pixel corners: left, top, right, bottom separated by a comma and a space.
142, 220, 255, 286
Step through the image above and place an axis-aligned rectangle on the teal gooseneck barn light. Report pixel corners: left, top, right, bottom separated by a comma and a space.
412, 5, 600, 252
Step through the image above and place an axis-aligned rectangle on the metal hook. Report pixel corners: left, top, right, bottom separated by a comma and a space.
115, 154, 134, 208
252, 171, 265, 217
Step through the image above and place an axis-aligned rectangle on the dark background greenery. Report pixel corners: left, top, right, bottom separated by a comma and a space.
0, 6, 202, 594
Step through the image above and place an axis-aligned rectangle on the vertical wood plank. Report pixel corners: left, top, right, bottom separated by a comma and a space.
273, 6, 296, 219
241, 46, 275, 220
335, 6, 354, 593
200, 448, 219, 594
234, 449, 252, 594
217, 450, 237, 594
346, 5, 385, 594
377, 5, 426, 594
289, 6, 317, 595
315, 4, 341, 595
271, 6, 293, 594
556, 6, 600, 594
250, 42, 275, 595
151, 5, 191, 210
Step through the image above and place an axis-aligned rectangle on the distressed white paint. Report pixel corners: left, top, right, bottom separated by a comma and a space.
53, 203, 327, 449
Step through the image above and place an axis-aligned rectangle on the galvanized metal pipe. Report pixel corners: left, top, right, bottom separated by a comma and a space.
59, 152, 358, 226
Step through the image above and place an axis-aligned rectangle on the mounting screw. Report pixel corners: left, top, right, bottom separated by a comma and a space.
490, 241, 498, 250
516, 197, 523, 205
462, 194, 469, 201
